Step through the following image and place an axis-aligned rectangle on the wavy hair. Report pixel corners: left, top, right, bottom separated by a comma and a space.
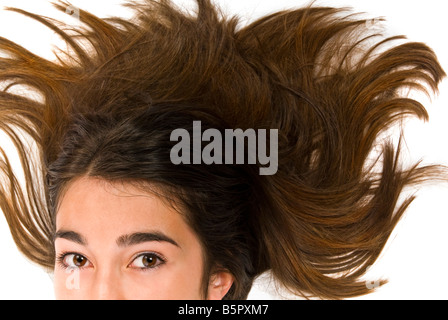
0, 0, 446, 299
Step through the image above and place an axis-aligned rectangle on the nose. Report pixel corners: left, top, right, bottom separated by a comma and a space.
90, 267, 125, 300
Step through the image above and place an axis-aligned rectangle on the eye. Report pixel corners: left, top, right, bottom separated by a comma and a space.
58, 253, 91, 269
128, 253, 165, 270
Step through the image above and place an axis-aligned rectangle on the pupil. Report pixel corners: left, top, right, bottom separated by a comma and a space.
143, 255, 154, 267
74, 255, 85, 266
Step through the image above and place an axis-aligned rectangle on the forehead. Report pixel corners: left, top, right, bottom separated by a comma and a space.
55, 176, 192, 245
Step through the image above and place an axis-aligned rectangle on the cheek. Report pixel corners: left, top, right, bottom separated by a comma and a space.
53, 267, 86, 299
52, 264, 205, 299
122, 263, 204, 299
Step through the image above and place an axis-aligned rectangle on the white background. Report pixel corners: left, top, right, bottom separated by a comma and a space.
0, 0, 447, 300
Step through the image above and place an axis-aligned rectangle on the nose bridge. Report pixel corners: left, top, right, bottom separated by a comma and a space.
91, 264, 124, 300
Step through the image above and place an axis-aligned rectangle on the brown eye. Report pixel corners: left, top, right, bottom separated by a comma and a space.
59, 253, 91, 269
142, 254, 157, 267
72, 254, 87, 267
129, 253, 165, 270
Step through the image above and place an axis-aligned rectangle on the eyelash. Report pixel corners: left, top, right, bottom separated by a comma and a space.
55, 251, 166, 271
56, 251, 90, 270
129, 252, 166, 271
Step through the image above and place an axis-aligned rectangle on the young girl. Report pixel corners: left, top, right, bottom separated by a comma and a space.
0, 0, 447, 299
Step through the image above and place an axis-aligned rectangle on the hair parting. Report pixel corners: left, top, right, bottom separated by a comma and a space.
0, 0, 446, 299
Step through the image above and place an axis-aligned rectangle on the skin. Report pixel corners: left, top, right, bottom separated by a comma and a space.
53, 176, 233, 300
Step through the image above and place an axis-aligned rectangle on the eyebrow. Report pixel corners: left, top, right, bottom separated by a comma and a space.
54, 230, 87, 245
53, 230, 180, 248
116, 231, 180, 248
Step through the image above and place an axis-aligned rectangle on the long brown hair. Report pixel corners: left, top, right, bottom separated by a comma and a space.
0, 0, 446, 299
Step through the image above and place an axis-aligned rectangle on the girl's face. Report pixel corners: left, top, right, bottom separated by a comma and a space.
53, 176, 231, 299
